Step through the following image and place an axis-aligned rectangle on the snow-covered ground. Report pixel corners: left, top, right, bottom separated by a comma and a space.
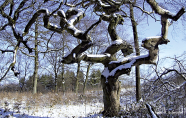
0, 103, 103, 118
0, 88, 135, 118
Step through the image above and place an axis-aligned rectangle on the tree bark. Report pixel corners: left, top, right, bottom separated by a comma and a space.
101, 75, 121, 117
75, 63, 81, 93
33, 20, 39, 94
54, 59, 58, 92
61, 37, 65, 94
83, 63, 91, 94
61, 63, 65, 94
130, 4, 141, 102
135, 66, 141, 101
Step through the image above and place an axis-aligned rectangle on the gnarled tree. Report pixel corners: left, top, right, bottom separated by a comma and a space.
0, 0, 185, 117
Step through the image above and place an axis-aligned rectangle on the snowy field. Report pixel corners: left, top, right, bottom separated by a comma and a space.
0, 91, 103, 118
0, 88, 136, 118
0, 103, 103, 118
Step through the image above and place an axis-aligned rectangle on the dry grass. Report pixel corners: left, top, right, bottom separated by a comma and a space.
0, 90, 102, 108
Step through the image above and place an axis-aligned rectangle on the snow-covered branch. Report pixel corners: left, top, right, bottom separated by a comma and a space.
146, 0, 185, 41
94, 0, 125, 14
101, 35, 169, 79
146, 104, 158, 118
0, 42, 20, 81
61, 41, 94, 64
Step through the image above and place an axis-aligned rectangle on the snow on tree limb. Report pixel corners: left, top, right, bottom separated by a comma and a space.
146, 104, 158, 118
59, 1, 185, 81
0, 42, 20, 81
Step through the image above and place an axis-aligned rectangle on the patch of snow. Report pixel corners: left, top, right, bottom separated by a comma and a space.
112, 38, 123, 45
66, 8, 84, 36
86, 54, 110, 58
102, 67, 110, 79
109, 60, 120, 64
109, 59, 135, 76
63, 52, 70, 58
139, 98, 143, 102
58, 10, 66, 18
162, 8, 175, 16
106, 54, 149, 78
42, 8, 50, 16
68, 25, 84, 36
49, 23, 60, 29
146, 104, 158, 118
68, 8, 84, 26
0, 104, 103, 118
143, 36, 161, 42
0, 98, 103, 118
175, 81, 186, 89
98, 0, 110, 7
112, 13, 117, 18
73, 53, 76, 58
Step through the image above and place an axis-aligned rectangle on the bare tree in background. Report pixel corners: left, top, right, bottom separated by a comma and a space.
142, 52, 186, 117
0, 0, 185, 116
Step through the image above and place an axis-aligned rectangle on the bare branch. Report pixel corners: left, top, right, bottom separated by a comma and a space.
13, 0, 29, 21
132, 4, 158, 21
39, 48, 64, 53
146, 0, 185, 21
0, 23, 10, 31
65, 1, 84, 7
50, 1, 63, 16
20, 49, 35, 57
9, 0, 14, 16
12, 25, 32, 53
0, 49, 14, 53
0, 0, 13, 10
84, 18, 102, 36
24, 9, 63, 36
11, 66, 20, 76
160, 68, 186, 80
0, 0, 14, 24
0, 42, 20, 81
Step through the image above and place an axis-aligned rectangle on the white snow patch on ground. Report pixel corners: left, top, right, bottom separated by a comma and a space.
0, 91, 104, 118
0, 100, 103, 118
0, 88, 136, 118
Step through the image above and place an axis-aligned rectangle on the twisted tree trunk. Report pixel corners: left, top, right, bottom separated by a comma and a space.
101, 76, 121, 116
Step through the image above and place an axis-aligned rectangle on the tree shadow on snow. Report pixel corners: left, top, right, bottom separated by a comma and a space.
0, 108, 49, 118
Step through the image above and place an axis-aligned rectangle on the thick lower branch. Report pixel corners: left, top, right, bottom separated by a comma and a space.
61, 41, 93, 64
102, 35, 167, 79
103, 54, 152, 79
24, 9, 62, 35
83, 53, 112, 63
104, 39, 133, 56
